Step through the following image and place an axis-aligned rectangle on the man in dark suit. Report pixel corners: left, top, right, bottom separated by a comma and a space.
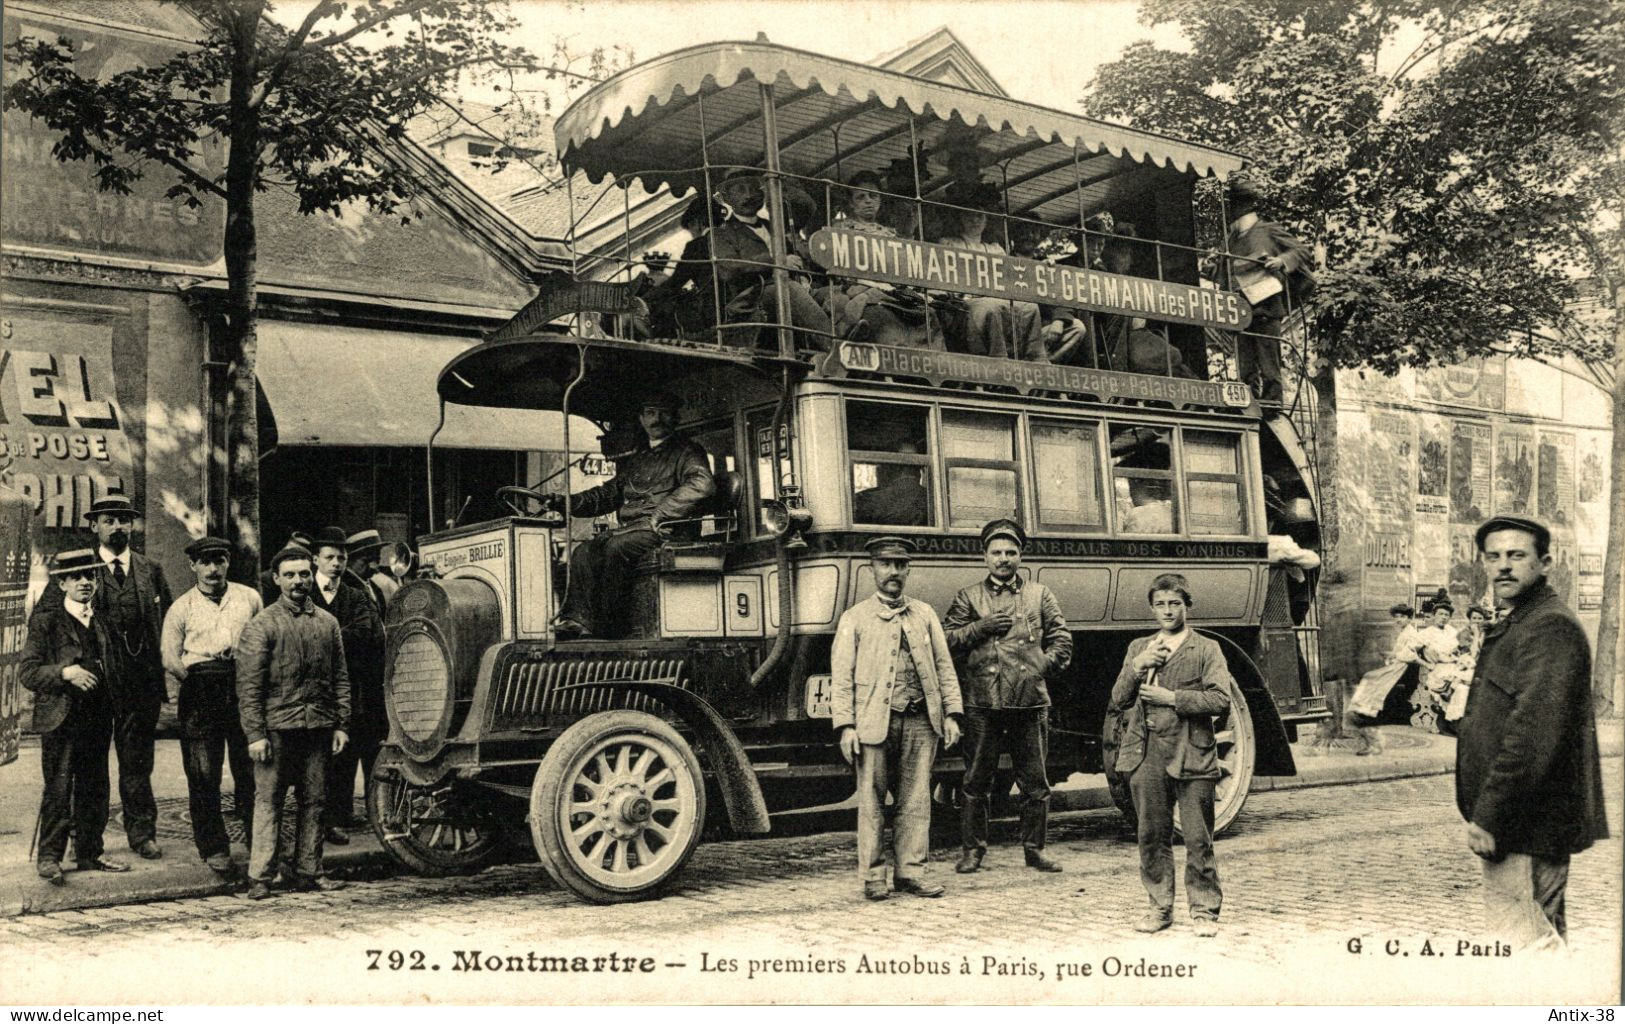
1223, 179, 1315, 406
84, 493, 172, 860
309, 526, 385, 845
1457, 515, 1608, 952
20, 550, 129, 884
345, 530, 390, 612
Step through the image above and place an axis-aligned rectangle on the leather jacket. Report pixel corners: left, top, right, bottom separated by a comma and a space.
571, 433, 715, 527
942, 576, 1072, 709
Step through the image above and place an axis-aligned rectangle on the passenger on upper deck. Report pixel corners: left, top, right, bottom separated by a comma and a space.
1220, 179, 1316, 406
643, 168, 834, 351
931, 181, 1045, 363
546, 389, 715, 639
814, 171, 940, 350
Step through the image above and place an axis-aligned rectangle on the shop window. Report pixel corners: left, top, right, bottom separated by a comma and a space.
847, 401, 932, 527
942, 410, 1019, 528
1109, 423, 1178, 535
1031, 419, 1105, 532
1183, 430, 1247, 535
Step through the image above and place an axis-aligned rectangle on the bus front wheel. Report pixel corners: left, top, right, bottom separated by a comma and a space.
1103, 675, 1257, 838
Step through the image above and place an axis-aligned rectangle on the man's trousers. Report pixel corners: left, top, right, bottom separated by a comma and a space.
1130, 761, 1222, 922
559, 526, 663, 636
960, 706, 1050, 854
1481, 852, 1569, 953
855, 708, 939, 885
248, 728, 330, 883
36, 691, 113, 866
177, 662, 254, 861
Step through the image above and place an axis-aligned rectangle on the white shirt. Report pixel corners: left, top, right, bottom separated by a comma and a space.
1157, 627, 1192, 657
161, 583, 263, 678
98, 546, 129, 578
64, 597, 93, 628
316, 572, 342, 601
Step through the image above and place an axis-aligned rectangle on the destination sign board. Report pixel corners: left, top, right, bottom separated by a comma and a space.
821, 341, 1256, 412
807, 228, 1252, 332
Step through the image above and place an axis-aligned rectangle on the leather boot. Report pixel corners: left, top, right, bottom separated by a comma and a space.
954, 849, 983, 874
1024, 849, 1063, 872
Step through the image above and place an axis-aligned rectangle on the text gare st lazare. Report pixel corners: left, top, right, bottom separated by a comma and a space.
808, 228, 1252, 332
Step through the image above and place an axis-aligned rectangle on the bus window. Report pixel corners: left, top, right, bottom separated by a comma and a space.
690, 419, 739, 537
1031, 419, 1105, 533
1109, 423, 1178, 535
942, 410, 1020, 528
1183, 429, 1248, 535
848, 401, 933, 527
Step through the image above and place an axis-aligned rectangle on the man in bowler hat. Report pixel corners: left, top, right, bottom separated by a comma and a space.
944, 518, 1072, 874
1221, 179, 1315, 406
20, 550, 129, 884
1457, 515, 1608, 951
830, 536, 963, 900
161, 536, 263, 874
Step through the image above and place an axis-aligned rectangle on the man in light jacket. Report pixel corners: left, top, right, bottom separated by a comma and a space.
1110, 573, 1234, 937
831, 536, 963, 902
944, 518, 1071, 874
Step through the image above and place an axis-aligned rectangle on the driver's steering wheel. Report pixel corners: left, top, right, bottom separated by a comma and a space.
496, 485, 562, 522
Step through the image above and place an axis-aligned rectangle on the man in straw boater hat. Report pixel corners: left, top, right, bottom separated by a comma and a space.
81, 492, 173, 860
160, 536, 263, 877
830, 536, 964, 901
346, 529, 392, 610
20, 549, 129, 884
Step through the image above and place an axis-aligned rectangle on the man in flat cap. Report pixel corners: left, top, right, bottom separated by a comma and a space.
20, 550, 127, 884
831, 536, 964, 901
161, 537, 263, 875
259, 530, 315, 606
1457, 515, 1607, 952
546, 389, 715, 639
84, 493, 172, 860
309, 526, 385, 845
943, 518, 1072, 874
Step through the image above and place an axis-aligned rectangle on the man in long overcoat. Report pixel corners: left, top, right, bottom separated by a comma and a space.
1457, 515, 1608, 952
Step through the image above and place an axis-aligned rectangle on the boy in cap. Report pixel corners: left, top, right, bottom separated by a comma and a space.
1110, 573, 1234, 937
161, 537, 263, 874
943, 518, 1072, 874
830, 536, 964, 900
20, 550, 127, 884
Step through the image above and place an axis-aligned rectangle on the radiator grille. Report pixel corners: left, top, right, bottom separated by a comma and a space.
391, 631, 450, 741
490, 656, 686, 731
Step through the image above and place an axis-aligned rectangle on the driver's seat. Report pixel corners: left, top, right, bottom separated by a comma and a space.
660, 470, 744, 542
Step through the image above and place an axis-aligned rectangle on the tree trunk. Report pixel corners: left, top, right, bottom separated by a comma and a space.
221, 4, 264, 586
1308, 340, 1349, 745
1595, 312, 1624, 717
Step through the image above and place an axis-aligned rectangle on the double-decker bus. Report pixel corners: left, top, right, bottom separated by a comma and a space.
370, 39, 1328, 903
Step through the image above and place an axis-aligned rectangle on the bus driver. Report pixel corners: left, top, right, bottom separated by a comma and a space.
547, 389, 715, 639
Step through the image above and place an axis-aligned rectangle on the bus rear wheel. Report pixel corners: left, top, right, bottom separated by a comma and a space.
530, 710, 706, 904
1103, 675, 1256, 838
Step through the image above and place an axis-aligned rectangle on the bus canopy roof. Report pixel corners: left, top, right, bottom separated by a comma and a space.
554, 40, 1246, 222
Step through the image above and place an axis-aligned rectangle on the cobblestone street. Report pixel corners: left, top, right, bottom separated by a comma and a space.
5, 771, 1620, 1005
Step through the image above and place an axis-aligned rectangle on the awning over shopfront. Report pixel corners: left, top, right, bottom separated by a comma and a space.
257, 322, 588, 449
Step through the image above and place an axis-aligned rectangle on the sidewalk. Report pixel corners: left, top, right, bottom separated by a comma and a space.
3, 720, 1620, 917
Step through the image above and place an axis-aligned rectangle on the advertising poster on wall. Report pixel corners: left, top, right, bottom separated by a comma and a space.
1493, 424, 1536, 517
0, 475, 30, 766
1414, 413, 1450, 520
1414, 354, 1507, 412
0, 314, 134, 549
1356, 410, 1416, 609
1549, 529, 1578, 606
1575, 428, 1610, 540
1579, 549, 1605, 611
1536, 429, 1575, 527
1449, 527, 1491, 610
1448, 420, 1492, 523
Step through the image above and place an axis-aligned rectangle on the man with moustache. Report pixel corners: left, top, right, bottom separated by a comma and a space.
84, 493, 172, 860
1110, 574, 1233, 937
1457, 515, 1608, 952
20, 550, 128, 884
831, 536, 963, 901
345, 530, 391, 611
161, 537, 263, 875
235, 546, 350, 900
944, 518, 1072, 875
309, 527, 385, 845
545, 389, 714, 639
259, 530, 315, 606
